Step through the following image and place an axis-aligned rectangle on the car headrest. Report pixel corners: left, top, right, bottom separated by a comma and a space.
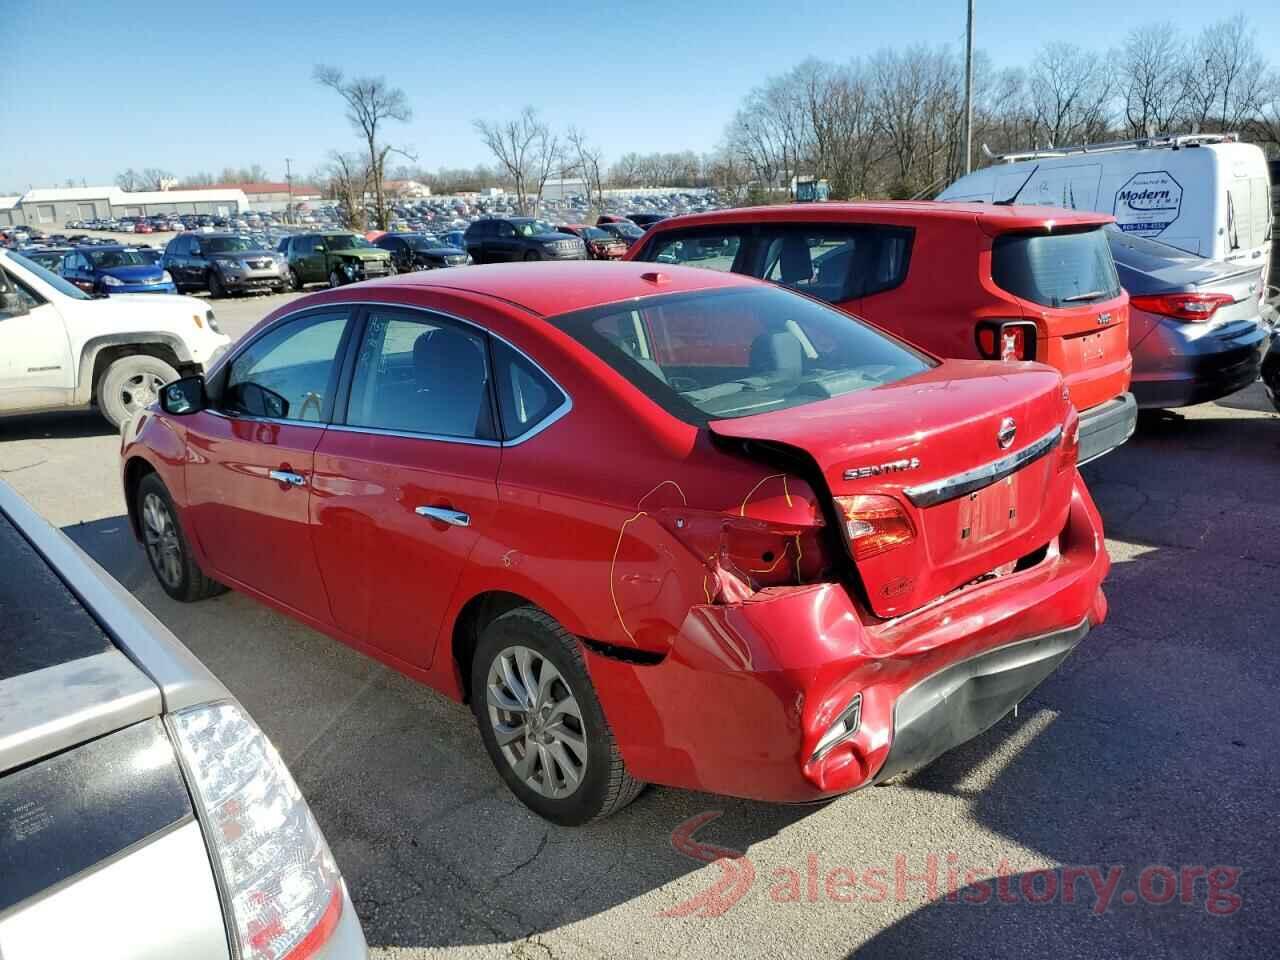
778, 236, 813, 284
750, 331, 803, 379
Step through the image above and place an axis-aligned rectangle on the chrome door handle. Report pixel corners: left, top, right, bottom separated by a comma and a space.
415, 506, 470, 527
268, 469, 306, 487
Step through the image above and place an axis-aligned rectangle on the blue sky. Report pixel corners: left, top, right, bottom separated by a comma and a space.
1, 1, 1270, 190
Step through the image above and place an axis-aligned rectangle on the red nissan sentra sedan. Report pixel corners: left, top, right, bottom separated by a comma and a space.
121, 261, 1110, 825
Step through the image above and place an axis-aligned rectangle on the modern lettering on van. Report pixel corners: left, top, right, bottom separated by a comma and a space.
1112, 171, 1183, 238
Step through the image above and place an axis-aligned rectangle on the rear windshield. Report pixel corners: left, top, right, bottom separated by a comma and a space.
992, 228, 1121, 308
550, 285, 932, 423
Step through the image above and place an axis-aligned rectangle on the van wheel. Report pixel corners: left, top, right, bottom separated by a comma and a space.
471, 607, 644, 825
97, 354, 178, 428
136, 473, 226, 602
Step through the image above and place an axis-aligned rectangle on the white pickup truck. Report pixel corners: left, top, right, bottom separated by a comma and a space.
0, 249, 230, 427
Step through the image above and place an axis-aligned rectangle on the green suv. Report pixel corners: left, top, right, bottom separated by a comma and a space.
278, 232, 394, 289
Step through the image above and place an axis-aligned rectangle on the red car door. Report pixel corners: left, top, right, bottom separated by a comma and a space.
183, 307, 354, 622
311, 306, 501, 667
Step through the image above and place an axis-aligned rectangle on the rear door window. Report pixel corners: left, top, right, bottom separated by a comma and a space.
492, 339, 567, 440
991, 228, 1121, 308
755, 225, 913, 302
644, 230, 744, 272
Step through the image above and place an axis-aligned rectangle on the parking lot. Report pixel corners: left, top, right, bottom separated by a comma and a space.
2, 283, 1278, 958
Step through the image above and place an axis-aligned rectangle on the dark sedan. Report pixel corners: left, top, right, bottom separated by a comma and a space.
595, 221, 645, 248
1110, 226, 1267, 408
61, 245, 176, 295
375, 232, 471, 270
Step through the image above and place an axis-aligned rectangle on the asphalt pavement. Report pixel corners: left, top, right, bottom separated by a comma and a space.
1, 288, 1277, 959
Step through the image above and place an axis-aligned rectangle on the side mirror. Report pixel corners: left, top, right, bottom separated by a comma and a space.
160, 376, 207, 415
0, 290, 28, 317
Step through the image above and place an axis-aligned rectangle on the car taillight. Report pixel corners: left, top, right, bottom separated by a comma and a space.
171, 701, 344, 960
833, 495, 915, 560
1129, 292, 1234, 323
976, 321, 1036, 361
1058, 417, 1081, 472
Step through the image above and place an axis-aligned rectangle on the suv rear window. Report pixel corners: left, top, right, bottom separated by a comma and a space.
992, 228, 1120, 308
550, 285, 931, 423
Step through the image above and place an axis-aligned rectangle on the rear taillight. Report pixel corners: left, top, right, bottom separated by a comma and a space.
976, 321, 1037, 361
1129, 292, 1234, 323
171, 701, 344, 960
1058, 417, 1081, 472
834, 495, 915, 560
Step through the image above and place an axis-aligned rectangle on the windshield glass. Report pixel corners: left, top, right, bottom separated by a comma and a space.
515, 220, 555, 237
992, 228, 1121, 307
205, 236, 257, 253
550, 285, 932, 422
323, 234, 373, 249
581, 227, 612, 241
87, 249, 151, 268
6, 252, 91, 300
613, 223, 644, 238
404, 235, 436, 250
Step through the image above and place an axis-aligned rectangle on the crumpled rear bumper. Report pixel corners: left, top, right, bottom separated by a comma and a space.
583, 474, 1109, 803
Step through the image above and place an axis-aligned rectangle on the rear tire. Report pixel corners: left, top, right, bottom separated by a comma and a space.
136, 473, 226, 602
97, 354, 178, 428
471, 607, 644, 825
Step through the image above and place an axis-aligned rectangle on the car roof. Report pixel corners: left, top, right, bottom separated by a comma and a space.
647, 201, 1114, 233
74, 243, 127, 251
350, 260, 759, 317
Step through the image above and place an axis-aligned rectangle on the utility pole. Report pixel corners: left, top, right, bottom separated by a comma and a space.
285, 157, 294, 224
964, 0, 975, 175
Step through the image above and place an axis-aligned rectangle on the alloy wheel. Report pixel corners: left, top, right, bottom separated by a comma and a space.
486, 645, 588, 799
141, 492, 183, 589
120, 371, 167, 418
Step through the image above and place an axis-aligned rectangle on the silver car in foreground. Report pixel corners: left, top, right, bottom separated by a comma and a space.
0, 480, 367, 959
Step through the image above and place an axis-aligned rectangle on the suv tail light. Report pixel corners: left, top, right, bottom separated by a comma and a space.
834, 495, 915, 560
1059, 417, 1081, 472
1129, 292, 1234, 323
976, 321, 1037, 361
171, 701, 344, 960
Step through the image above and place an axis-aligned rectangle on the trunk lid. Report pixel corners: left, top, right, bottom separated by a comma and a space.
710, 359, 1075, 618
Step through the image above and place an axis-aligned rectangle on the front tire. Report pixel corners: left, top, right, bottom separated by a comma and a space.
288, 268, 301, 291
524, 250, 540, 262
208, 271, 226, 299
136, 473, 226, 602
328, 268, 343, 288
471, 607, 644, 825
97, 354, 178, 428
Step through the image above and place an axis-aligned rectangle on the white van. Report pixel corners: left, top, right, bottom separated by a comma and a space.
939, 134, 1272, 284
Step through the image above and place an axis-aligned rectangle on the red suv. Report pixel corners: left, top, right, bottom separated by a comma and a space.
628, 202, 1137, 464
122, 262, 1109, 825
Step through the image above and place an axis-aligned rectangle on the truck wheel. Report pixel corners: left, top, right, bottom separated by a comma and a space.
136, 473, 226, 602
208, 271, 226, 299
288, 268, 302, 291
97, 354, 179, 428
471, 607, 644, 825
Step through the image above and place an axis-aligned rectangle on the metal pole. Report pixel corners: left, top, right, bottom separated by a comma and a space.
964, 0, 975, 175
285, 157, 294, 224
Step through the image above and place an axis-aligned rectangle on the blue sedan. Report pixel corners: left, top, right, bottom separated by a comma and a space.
61, 245, 176, 294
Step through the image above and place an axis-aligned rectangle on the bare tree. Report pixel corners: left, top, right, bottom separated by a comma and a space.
139, 168, 173, 191
1028, 42, 1113, 146
1117, 23, 1188, 136
1185, 15, 1270, 132
314, 64, 413, 230
322, 152, 371, 230
474, 107, 562, 215
115, 169, 142, 191
567, 127, 605, 209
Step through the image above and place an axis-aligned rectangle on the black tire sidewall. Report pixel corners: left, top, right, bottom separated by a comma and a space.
471, 611, 616, 826
208, 271, 224, 298
136, 473, 197, 602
